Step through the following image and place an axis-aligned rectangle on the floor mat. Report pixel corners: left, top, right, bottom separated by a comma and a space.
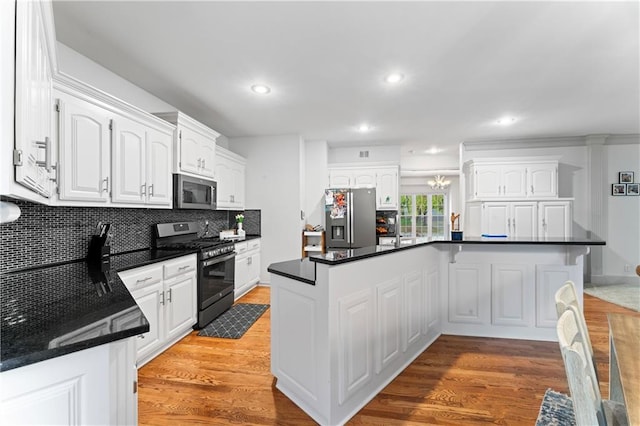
197, 303, 269, 338
584, 282, 640, 312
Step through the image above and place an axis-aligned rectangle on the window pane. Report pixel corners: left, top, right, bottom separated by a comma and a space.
416, 195, 428, 216
400, 195, 412, 236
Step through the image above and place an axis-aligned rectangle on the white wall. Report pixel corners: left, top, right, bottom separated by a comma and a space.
328, 145, 400, 165
230, 134, 304, 284
56, 43, 174, 113
304, 140, 329, 227
604, 142, 640, 283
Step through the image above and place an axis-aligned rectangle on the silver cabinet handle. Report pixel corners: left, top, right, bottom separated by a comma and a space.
141, 183, 146, 196
503, 185, 506, 194
202, 159, 206, 168
530, 185, 534, 194
35, 136, 53, 172
167, 288, 172, 303
498, 185, 501, 194
136, 276, 152, 283
103, 177, 109, 193
507, 218, 511, 230
148, 184, 154, 197
160, 291, 165, 305
197, 158, 202, 168
178, 265, 189, 271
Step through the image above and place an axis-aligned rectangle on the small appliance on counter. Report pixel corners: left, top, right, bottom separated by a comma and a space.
87, 222, 111, 271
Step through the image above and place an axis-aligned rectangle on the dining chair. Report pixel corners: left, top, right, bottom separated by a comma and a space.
557, 308, 628, 426
555, 280, 598, 379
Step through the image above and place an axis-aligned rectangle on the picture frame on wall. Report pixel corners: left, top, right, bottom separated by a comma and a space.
612, 184, 626, 195
619, 171, 634, 183
627, 183, 639, 196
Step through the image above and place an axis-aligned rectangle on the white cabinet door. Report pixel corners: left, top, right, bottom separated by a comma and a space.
511, 202, 537, 238
474, 167, 501, 198
502, 165, 527, 198
539, 201, 571, 239
178, 126, 204, 175
14, 0, 55, 199
164, 272, 197, 342
146, 128, 172, 206
214, 158, 232, 205
131, 283, 164, 362
329, 169, 352, 188
199, 140, 216, 178
376, 168, 398, 210
482, 202, 509, 235
112, 117, 146, 203
0, 344, 111, 425
57, 93, 111, 202
248, 251, 261, 285
491, 264, 534, 327
448, 263, 490, 324
353, 170, 376, 188
528, 163, 557, 197
230, 160, 246, 208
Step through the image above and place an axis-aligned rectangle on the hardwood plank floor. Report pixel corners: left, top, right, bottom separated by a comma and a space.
138, 286, 639, 425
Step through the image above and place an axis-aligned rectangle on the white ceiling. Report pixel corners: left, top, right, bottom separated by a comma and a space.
52, 1, 639, 162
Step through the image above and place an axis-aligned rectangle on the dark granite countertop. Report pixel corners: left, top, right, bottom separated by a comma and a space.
268, 237, 606, 283
0, 248, 196, 372
268, 258, 316, 285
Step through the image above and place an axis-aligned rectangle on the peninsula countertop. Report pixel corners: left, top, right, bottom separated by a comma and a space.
268, 237, 606, 284
0, 248, 196, 372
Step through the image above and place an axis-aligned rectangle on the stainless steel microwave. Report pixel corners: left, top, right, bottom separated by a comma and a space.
173, 174, 217, 210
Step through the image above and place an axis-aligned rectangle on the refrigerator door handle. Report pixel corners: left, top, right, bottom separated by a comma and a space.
347, 191, 353, 244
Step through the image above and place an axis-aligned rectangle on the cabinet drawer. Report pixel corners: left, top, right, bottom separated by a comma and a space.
235, 241, 248, 254
118, 264, 163, 292
247, 239, 261, 251
163, 254, 197, 280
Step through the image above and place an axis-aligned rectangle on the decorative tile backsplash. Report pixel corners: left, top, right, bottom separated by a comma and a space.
0, 199, 261, 273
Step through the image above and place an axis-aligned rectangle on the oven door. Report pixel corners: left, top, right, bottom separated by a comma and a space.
199, 252, 235, 311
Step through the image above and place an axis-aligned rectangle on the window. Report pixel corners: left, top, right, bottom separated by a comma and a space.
400, 193, 447, 239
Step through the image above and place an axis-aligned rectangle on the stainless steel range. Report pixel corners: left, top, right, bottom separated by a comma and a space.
155, 222, 235, 328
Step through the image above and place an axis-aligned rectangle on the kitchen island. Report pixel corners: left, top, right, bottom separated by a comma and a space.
268, 237, 604, 426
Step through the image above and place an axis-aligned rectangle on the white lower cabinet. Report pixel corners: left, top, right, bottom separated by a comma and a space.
0, 338, 137, 426
234, 239, 261, 299
119, 254, 197, 366
448, 263, 491, 324
538, 201, 572, 239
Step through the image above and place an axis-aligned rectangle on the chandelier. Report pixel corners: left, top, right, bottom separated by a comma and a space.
428, 175, 451, 189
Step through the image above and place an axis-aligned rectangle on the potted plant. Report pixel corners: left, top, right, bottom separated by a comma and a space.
235, 214, 244, 231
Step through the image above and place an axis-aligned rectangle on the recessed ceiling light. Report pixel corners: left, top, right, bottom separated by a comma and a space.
358, 124, 371, 132
384, 73, 404, 84
251, 84, 271, 94
496, 116, 517, 125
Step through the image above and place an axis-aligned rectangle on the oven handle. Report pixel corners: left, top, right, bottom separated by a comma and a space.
202, 252, 236, 267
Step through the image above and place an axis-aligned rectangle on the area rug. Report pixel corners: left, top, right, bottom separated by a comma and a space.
584, 282, 640, 312
535, 388, 576, 426
198, 303, 269, 339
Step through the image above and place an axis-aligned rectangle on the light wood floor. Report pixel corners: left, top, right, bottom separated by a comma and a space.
138, 286, 639, 425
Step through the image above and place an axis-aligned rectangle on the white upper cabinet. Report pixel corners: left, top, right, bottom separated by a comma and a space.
54, 74, 175, 208
465, 159, 558, 200
112, 115, 172, 206
154, 111, 220, 180
376, 167, 399, 210
145, 128, 173, 206
56, 91, 111, 202
112, 116, 147, 203
527, 163, 558, 197
538, 201, 571, 239
214, 146, 246, 210
328, 166, 399, 210
11, 0, 57, 200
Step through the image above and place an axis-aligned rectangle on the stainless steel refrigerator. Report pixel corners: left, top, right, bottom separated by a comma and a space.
325, 188, 376, 249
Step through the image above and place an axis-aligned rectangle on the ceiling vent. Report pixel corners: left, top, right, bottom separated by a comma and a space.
359, 150, 369, 158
